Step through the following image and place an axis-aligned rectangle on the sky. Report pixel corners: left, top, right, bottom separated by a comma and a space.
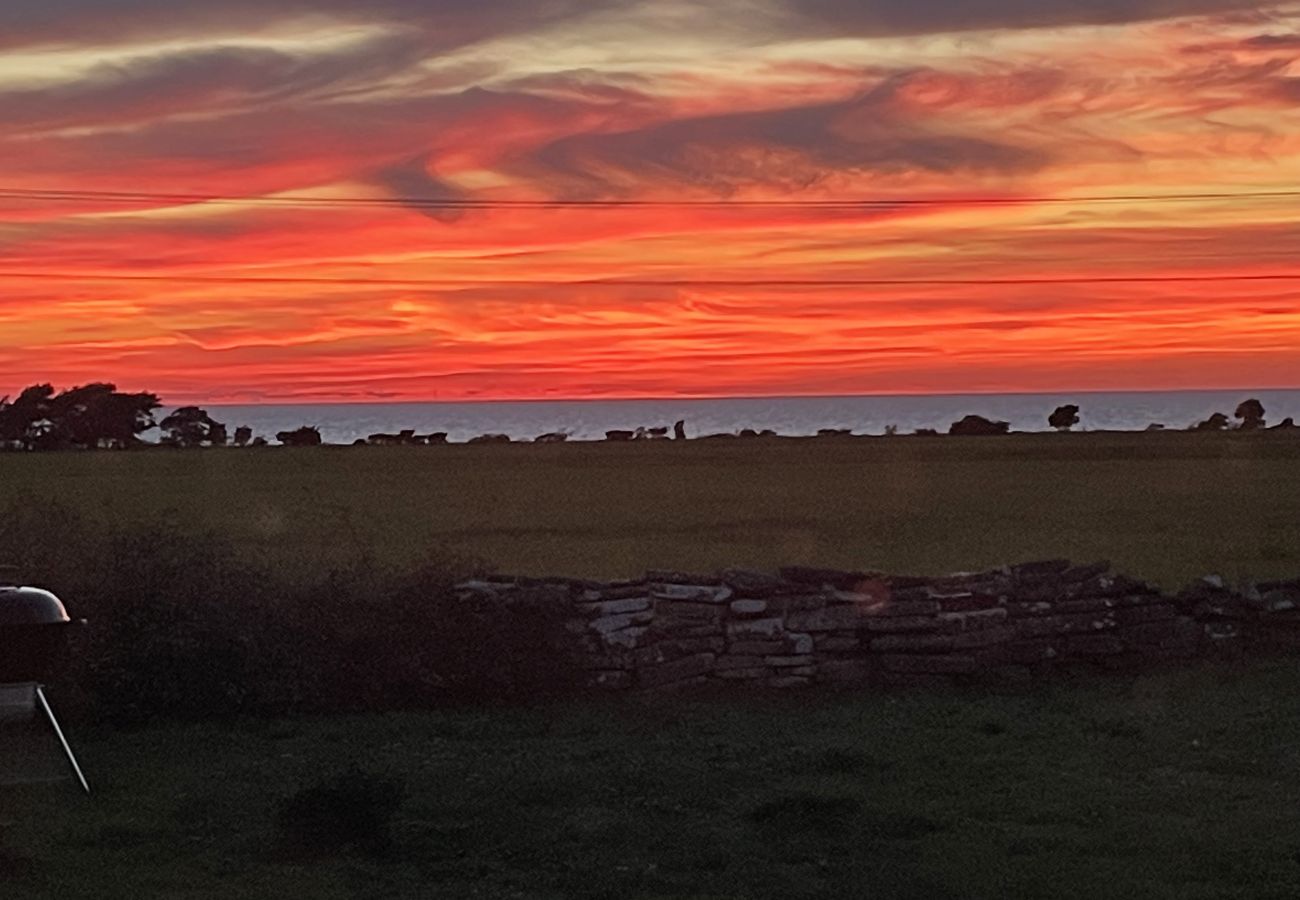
1, 0, 1298, 403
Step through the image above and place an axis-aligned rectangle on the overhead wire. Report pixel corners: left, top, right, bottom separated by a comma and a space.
1, 186, 1299, 210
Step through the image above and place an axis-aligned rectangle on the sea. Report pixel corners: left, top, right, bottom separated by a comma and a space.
153, 390, 1300, 445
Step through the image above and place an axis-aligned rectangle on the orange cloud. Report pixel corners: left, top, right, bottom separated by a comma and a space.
1, 2, 1299, 402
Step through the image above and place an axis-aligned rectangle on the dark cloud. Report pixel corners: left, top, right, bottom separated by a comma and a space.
778, 0, 1273, 37
0, 0, 618, 51
1242, 31, 1300, 47
0, 32, 428, 133
517, 87, 1047, 197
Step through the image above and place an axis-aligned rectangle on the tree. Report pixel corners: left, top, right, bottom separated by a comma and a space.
1234, 398, 1266, 430
277, 426, 323, 447
0, 384, 54, 448
1, 382, 158, 449
1191, 412, 1230, 432
949, 415, 1010, 436
1048, 404, 1080, 431
160, 406, 229, 447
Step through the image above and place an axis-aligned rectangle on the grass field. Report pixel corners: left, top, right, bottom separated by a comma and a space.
2, 431, 1298, 587
4, 658, 1300, 899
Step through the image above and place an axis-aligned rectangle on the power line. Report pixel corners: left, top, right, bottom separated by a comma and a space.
2, 186, 1299, 211
0, 271, 1297, 288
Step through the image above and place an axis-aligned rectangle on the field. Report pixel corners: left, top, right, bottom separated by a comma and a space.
4, 659, 1300, 899
4, 432, 1300, 898
2, 431, 1299, 587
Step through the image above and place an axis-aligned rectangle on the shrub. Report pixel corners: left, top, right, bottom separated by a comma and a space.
0, 500, 583, 721
274, 765, 403, 857
948, 415, 1010, 436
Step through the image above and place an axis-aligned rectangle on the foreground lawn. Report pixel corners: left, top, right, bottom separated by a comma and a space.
4, 658, 1300, 899
2, 431, 1300, 587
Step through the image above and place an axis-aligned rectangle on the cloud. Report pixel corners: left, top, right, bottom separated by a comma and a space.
516, 88, 1048, 197
0, 32, 430, 134
0, 0, 618, 52
775, 0, 1275, 38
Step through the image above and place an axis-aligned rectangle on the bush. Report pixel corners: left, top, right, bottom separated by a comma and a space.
274, 765, 403, 857
948, 415, 1010, 436
0, 500, 583, 723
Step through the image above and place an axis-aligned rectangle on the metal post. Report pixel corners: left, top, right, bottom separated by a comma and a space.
33, 685, 89, 795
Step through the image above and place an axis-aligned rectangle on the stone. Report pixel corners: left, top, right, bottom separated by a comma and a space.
784, 632, 814, 655
648, 621, 724, 639
865, 600, 942, 618
1014, 612, 1116, 638
815, 635, 861, 652
1061, 561, 1112, 583
1064, 634, 1125, 655
933, 593, 1004, 613
653, 584, 733, 603
603, 626, 649, 649
938, 607, 1009, 631
951, 626, 1017, 649
638, 653, 717, 688
771, 594, 830, 613
728, 640, 786, 655
764, 655, 816, 668
816, 660, 871, 682
591, 612, 654, 634
1113, 604, 1178, 625
1052, 596, 1120, 615
594, 583, 651, 601
852, 578, 892, 604
715, 654, 767, 670
880, 654, 978, 675
578, 597, 652, 618
659, 637, 726, 656
721, 569, 789, 598
769, 676, 812, 689
1012, 559, 1072, 580
863, 615, 945, 634
716, 667, 769, 680
786, 606, 865, 632
881, 673, 952, 690
730, 599, 769, 618
645, 570, 721, 586
657, 601, 726, 621
726, 617, 786, 639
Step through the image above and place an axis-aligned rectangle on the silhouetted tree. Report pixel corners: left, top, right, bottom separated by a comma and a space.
233, 426, 253, 447
949, 415, 1010, 436
1191, 412, 1230, 432
1234, 398, 1266, 430
160, 406, 229, 447
1, 382, 159, 449
1049, 404, 1080, 431
0, 384, 54, 448
277, 426, 323, 447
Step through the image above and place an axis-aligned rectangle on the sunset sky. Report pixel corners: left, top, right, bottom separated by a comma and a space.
2, 0, 1299, 402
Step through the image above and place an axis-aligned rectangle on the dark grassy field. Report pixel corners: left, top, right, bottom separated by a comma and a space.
4, 658, 1300, 899
2, 431, 1298, 586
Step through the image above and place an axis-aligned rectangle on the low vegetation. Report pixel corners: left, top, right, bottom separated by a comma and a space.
5, 659, 1300, 898
2, 430, 1297, 587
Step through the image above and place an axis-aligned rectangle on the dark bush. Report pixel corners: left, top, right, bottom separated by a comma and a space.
274, 765, 403, 857
948, 415, 1010, 436
0, 500, 584, 722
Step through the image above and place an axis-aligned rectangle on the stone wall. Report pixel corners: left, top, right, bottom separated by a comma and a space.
454, 562, 1300, 693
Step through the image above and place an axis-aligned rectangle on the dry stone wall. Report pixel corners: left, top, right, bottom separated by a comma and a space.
455, 561, 1300, 693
